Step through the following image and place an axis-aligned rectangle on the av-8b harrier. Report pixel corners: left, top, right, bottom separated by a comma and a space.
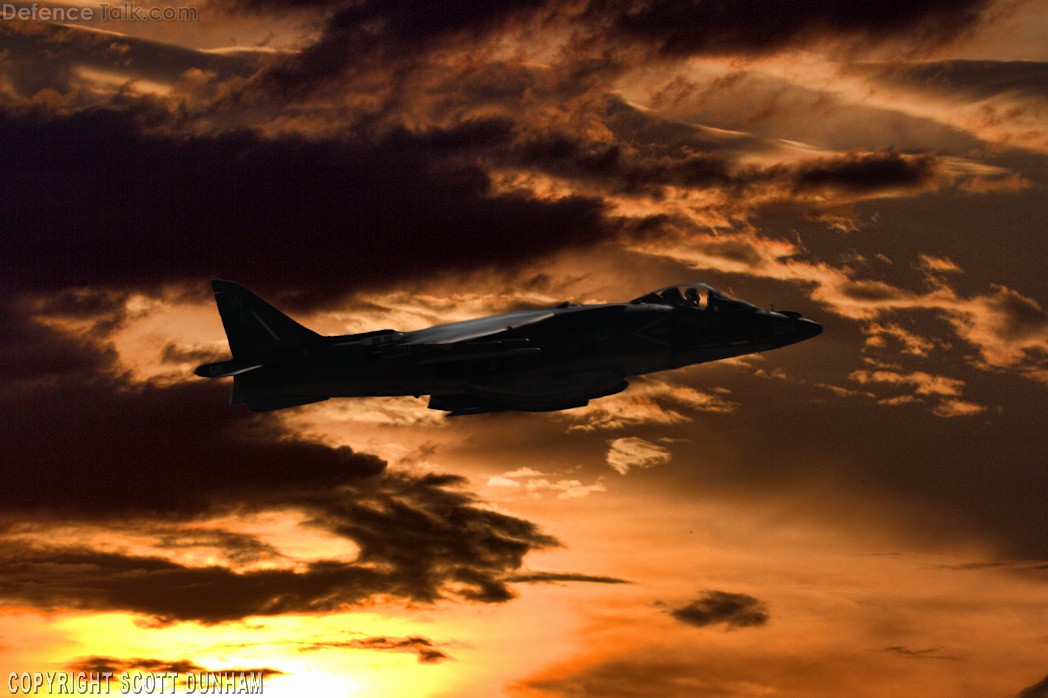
195, 280, 822, 415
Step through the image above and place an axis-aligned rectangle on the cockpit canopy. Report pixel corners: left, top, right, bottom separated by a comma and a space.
630, 283, 757, 312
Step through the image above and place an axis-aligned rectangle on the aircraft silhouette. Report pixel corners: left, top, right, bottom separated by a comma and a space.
195, 280, 821, 415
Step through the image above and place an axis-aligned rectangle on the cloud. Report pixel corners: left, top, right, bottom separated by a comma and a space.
863, 322, 939, 357
67, 657, 283, 678
506, 571, 630, 585
502, 100, 978, 203
790, 151, 945, 195
2, 20, 1029, 325
2, 5, 1046, 696
0, 20, 264, 102
848, 369, 965, 397
0, 300, 559, 622
1019, 674, 1048, 698
947, 285, 1048, 382
932, 399, 986, 418
250, 0, 552, 92
565, 378, 738, 431
521, 654, 778, 698
918, 255, 964, 275
880, 60, 1048, 102
301, 636, 450, 664
0, 295, 117, 385
524, 478, 607, 500
669, 591, 770, 629
580, 0, 993, 59
0, 481, 557, 622
0, 107, 616, 307
1, 376, 386, 519
159, 342, 227, 367
503, 467, 546, 478
631, 228, 1048, 388
605, 437, 672, 475
486, 476, 522, 488
482, 464, 605, 500
934, 560, 1048, 575
499, 95, 993, 205
294, 397, 444, 428
882, 645, 958, 660
849, 59, 1048, 153
233, 0, 998, 100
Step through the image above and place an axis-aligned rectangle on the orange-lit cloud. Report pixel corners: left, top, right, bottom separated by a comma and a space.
605, 436, 673, 475
2, 1, 1047, 696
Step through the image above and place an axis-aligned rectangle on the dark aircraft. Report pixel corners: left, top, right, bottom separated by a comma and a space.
195, 280, 822, 415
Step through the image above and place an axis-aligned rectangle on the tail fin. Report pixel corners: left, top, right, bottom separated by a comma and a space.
211, 279, 319, 357
195, 280, 329, 411
195, 279, 321, 378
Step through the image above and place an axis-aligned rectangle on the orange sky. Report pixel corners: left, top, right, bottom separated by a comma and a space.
2, 1, 1047, 696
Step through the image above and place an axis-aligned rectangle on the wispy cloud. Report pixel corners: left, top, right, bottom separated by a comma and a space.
564, 378, 738, 431
605, 437, 672, 475
301, 636, 450, 664
668, 591, 770, 629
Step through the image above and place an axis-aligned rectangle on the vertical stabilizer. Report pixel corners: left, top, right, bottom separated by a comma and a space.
209, 279, 321, 361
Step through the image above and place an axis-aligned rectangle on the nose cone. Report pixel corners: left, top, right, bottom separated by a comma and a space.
795, 317, 823, 340
770, 311, 823, 346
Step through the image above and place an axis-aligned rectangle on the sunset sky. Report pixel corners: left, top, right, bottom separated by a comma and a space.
2, 1, 1048, 696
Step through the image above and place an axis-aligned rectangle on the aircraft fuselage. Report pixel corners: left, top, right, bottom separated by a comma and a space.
196, 282, 822, 414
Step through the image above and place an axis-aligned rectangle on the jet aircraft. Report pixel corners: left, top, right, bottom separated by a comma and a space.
195, 280, 822, 415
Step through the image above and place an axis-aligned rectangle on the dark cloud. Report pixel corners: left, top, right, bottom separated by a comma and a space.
302, 636, 449, 663
654, 65, 989, 154
882, 645, 958, 660
1019, 675, 1048, 698
522, 654, 769, 698
255, 0, 550, 91
160, 342, 227, 367
25, 287, 134, 334
0, 376, 386, 518
0, 107, 614, 307
0, 300, 559, 621
67, 657, 283, 678
317, 0, 548, 49
882, 60, 1048, 100
501, 98, 959, 201
492, 99, 951, 201
0, 21, 263, 101
979, 285, 1048, 342
0, 297, 115, 385
792, 152, 940, 195
581, 0, 993, 59
0, 544, 461, 623
513, 130, 734, 197
934, 560, 1048, 575
0, 434, 557, 620
219, 0, 344, 11
506, 571, 631, 584
668, 591, 769, 629
149, 527, 283, 566
232, 0, 995, 94
0, 38, 984, 314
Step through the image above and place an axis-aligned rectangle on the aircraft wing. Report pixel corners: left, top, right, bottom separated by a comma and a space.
415, 338, 541, 364
332, 329, 406, 347
399, 310, 557, 345
370, 309, 562, 367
